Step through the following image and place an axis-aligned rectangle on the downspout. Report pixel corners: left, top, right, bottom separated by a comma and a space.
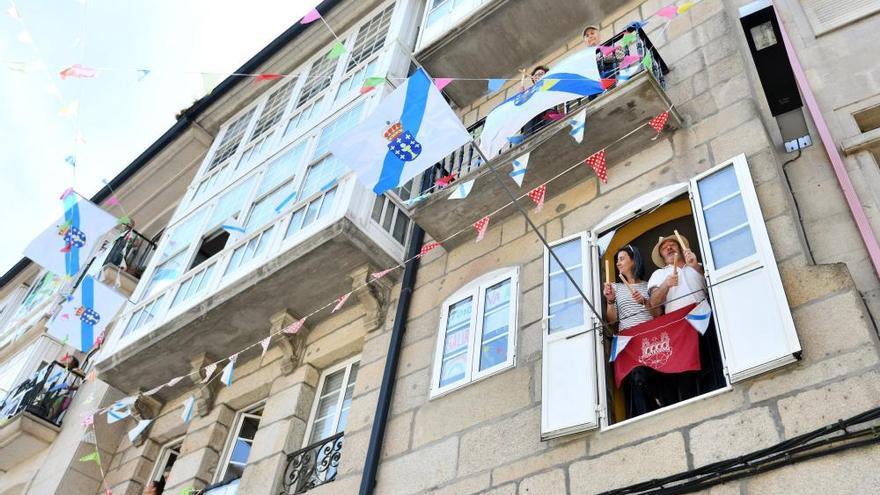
359, 222, 425, 495
774, 2, 880, 278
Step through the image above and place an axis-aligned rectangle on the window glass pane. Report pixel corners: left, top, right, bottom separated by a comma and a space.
302, 199, 321, 228
710, 226, 756, 269
258, 141, 307, 196
286, 209, 305, 239
251, 79, 296, 141
161, 209, 208, 261
171, 278, 192, 308
146, 251, 186, 297
480, 280, 511, 371
547, 239, 584, 333
239, 416, 260, 440
346, 5, 394, 72
254, 227, 275, 258
297, 54, 337, 109
703, 194, 748, 239
208, 177, 256, 229
697, 165, 739, 206
314, 102, 365, 157
392, 213, 409, 244
336, 363, 358, 433
229, 438, 252, 464
318, 188, 337, 219
548, 239, 582, 273
309, 368, 346, 444
301, 156, 346, 199
440, 297, 472, 388
247, 181, 296, 230
210, 108, 255, 169
371, 196, 384, 222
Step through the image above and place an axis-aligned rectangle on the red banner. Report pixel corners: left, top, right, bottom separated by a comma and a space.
613, 303, 701, 387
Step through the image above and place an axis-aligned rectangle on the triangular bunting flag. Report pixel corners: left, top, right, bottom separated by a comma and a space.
260, 336, 272, 357
283, 318, 306, 335
300, 8, 321, 24
435, 172, 456, 189
678, 2, 695, 14
359, 76, 385, 94
371, 267, 395, 281
473, 216, 490, 242
220, 354, 237, 387
59, 64, 97, 80
403, 194, 429, 208
586, 149, 608, 183
447, 180, 474, 200
201, 363, 217, 384
656, 5, 679, 19
598, 45, 616, 57
510, 152, 530, 187
600, 78, 616, 90
620, 31, 637, 46
685, 300, 712, 335
181, 396, 195, 423
332, 293, 351, 313
418, 241, 440, 258
254, 73, 283, 83
642, 51, 653, 72
144, 384, 164, 396
569, 109, 586, 144
620, 54, 641, 69
648, 110, 669, 134
81, 413, 94, 428
166, 376, 184, 387
609, 335, 634, 361
528, 184, 546, 212
434, 77, 453, 91
327, 41, 346, 60
82, 429, 97, 445
79, 451, 101, 465
136, 69, 150, 82
487, 78, 504, 93
127, 419, 152, 443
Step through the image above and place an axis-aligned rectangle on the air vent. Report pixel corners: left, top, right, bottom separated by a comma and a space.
802, 0, 880, 35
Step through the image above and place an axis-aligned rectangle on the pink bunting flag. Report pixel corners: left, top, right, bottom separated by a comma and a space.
597, 45, 616, 57
371, 267, 395, 281
81, 413, 94, 428
332, 292, 351, 313
418, 241, 441, 258
105, 197, 120, 207
473, 216, 490, 242
528, 184, 547, 213
434, 77, 453, 91
300, 8, 321, 24
586, 149, 608, 183
60, 187, 74, 200
283, 318, 306, 335
61, 313, 70, 319
619, 55, 641, 69
260, 336, 271, 357
201, 363, 217, 383
648, 110, 670, 134
656, 5, 679, 19
59, 64, 97, 80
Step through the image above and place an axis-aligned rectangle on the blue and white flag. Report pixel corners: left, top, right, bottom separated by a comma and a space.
480, 48, 603, 157
181, 395, 196, 423
510, 152, 530, 187
329, 68, 472, 194
569, 109, 586, 144
609, 335, 634, 362
220, 353, 238, 387
48, 275, 126, 352
24, 195, 118, 278
447, 180, 474, 200
128, 419, 152, 443
107, 399, 133, 424
685, 300, 712, 335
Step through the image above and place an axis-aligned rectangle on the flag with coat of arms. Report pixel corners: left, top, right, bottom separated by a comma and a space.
328, 68, 472, 194
48, 275, 126, 352
479, 47, 604, 157
24, 194, 118, 278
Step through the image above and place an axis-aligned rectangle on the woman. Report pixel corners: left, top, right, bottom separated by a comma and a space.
602, 245, 662, 417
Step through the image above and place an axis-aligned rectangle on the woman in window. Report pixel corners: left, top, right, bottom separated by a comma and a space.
602, 245, 661, 417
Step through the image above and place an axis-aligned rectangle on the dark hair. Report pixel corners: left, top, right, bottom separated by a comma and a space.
615, 245, 646, 281
531, 65, 550, 76
583, 26, 599, 37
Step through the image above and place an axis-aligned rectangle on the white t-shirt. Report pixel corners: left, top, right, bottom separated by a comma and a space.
647, 264, 707, 313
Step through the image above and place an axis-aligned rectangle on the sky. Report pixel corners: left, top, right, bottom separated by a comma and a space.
0, 0, 321, 276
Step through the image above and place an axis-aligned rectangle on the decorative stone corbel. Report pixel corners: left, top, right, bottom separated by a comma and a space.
128, 393, 162, 446
270, 310, 307, 375
350, 265, 392, 333
188, 353, 218, 418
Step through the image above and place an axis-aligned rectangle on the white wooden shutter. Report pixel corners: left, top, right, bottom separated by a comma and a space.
690, 154, 801, 382
541, 234, 599, 438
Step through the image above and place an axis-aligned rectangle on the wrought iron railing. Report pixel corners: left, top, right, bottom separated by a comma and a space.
279, 432, 344, 495
410, 25, 668, 199
0, 361, 85, 427
103, 228, 157, 279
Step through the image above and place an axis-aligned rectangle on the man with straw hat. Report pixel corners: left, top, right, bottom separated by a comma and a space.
647, 232, 707, 313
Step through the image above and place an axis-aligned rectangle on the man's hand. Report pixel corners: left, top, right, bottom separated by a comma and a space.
663, 271, 679, 289
683, 248, 699, 268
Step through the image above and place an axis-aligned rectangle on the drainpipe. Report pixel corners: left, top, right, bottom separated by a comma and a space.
774, 3, 880, 278
359, 222, 425, 495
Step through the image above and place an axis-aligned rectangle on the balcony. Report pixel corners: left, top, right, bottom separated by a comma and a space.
92, 229, 157, 297
415, 0, 624, 106
279, 432, 344, 495
405, 31, 678, 247
0, 361, 84, 470
95, 176, 406, 394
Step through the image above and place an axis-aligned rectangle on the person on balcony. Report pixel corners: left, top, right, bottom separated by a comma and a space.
520, 65, 562, 136
584, 24, 623, 94
602, 245, 662, 416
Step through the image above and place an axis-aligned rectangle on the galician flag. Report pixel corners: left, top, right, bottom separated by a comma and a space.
329, 68, 472, 194
48, 275, 126, 352
685, 300, 712, 335
480, 48, 604, 157
24, 194, 118, 278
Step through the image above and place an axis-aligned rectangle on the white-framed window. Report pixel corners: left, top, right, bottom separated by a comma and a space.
540, 154, 801, 438
296, 54, 339, 110
346, 4, 395, 73
250, 78, 296, 143
370, 194, 410, 245
121, 293, 167, 338
430, 268, 518, 398
209, 108, 256, 171
149, 437, 183, 489
305, 357, 360, 446
216, 402, 264, 485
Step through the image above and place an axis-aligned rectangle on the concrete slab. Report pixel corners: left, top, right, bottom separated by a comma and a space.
408, 72, 680, 247
0, 413, 60, 471
96, 217, 399, 396
415, 0, 622, 107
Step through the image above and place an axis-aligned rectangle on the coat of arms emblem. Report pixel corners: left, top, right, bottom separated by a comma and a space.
75, 305, 100, 326
58, 222, 87, 249
638, 332, 672, 368
385, 121, 421, 161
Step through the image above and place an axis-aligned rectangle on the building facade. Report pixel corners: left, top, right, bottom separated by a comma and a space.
2, 0, 880, 494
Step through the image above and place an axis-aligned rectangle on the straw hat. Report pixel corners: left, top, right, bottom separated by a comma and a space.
652, 234, 690, 268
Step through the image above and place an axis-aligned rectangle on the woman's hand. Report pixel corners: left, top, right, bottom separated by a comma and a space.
603, 282, 615, 302
631, 289, 646, 306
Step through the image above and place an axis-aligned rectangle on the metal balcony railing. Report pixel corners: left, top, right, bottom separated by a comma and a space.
279, 432, 344, 495
409, 26, 667, 200
0, 361, 85, 427
102, 228, 157, 279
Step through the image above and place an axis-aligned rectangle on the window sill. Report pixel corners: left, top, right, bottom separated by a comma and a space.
428, 360, 516, 401
599, 384, 733, 433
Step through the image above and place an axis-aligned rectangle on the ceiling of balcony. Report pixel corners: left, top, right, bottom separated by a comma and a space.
416, 0, 623, 107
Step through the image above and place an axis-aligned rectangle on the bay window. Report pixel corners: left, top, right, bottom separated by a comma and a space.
431, 268, 518, 397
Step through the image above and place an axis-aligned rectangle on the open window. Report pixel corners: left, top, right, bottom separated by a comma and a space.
148, 438, 182, 494
216, 402, 264, 486
540, 154, 801, 434
305, 357, 360, 446
190, 230, 230, 270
